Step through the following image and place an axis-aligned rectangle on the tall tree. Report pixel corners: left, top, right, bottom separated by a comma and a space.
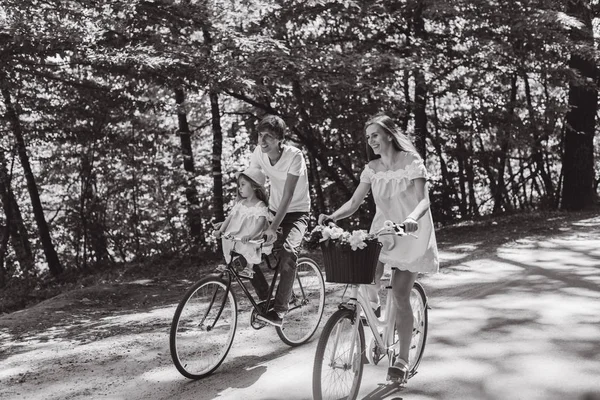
2, 88, 63, 276
561, 0, 598, 210
0, 149, 35, 277
175, 87, 205, 246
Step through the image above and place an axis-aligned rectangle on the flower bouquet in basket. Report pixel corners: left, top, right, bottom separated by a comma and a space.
307, 225, 383, 284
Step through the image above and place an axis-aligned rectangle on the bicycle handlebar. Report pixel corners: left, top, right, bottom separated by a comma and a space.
321, 219, 417, 238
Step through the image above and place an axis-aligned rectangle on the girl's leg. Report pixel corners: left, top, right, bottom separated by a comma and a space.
391, 270, 418, 365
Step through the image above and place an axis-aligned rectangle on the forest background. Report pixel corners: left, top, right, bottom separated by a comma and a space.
0, 0, 598, 313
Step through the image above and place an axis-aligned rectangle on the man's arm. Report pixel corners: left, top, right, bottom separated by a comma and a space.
263, 173, 299, 244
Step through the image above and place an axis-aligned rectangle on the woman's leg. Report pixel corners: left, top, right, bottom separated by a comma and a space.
391, 269, 418, 364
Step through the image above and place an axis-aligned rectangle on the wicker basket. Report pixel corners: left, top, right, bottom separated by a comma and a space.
320, 239, 382, 284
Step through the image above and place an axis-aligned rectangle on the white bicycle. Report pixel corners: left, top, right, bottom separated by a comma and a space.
312, 221, 429, 400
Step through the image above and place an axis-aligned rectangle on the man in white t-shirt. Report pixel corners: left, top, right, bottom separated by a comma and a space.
248, 115, 310, 327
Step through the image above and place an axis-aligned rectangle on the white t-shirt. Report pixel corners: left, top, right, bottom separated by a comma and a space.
250, 144, 310, 213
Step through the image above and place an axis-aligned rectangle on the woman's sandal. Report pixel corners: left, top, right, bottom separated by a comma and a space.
387, 358, 409, 384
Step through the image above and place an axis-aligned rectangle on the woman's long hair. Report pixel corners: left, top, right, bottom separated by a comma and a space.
236, 174, 269, 204
364, 113, 421, 161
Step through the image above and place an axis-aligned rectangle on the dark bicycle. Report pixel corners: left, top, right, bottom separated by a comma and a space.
169, 234, 325, 379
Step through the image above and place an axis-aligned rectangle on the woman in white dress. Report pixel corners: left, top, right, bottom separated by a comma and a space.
319, 113, 439, 384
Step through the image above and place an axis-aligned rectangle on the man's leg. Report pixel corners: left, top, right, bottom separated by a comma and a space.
273, 212, 308, 316
248, 261, 269, 301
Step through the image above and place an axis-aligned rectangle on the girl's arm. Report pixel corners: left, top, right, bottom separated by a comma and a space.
319, 182, 371, 224
403, 178, 430, 233
214, 206, 236, 238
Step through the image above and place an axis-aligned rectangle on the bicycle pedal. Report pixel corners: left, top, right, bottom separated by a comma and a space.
385, 376, 407, 387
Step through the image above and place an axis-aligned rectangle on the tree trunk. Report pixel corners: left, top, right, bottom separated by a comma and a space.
455, 135, 469, 218
561, 0, 597, 210
209, 91, 225, 224
412, 0, 428, 160
413, 69, 428, 160
523, 73, 555, 205
81, 148, 110, 267
431, 95, 459, 221
401, 70, 411, 133
0, 223, 8, 287
202, 26, 225, 224
175, 87, 204, 246
2, 88, 63, 276
0, 151, 34, 278
493, 75, 518, 213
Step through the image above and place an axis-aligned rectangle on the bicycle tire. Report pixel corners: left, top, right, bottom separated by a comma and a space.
170, 275, 238, 379
313, 308, 365, 400
276, 257, 325, 346
408, 282, 428, 376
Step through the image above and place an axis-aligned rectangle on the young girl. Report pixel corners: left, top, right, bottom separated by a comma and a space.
213, 167, 271, 278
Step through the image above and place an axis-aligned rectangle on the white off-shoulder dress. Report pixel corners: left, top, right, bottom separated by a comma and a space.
360, 155, 439, 274
222, 201, 272, 264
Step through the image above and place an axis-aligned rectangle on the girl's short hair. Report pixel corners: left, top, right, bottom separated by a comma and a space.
257, 115, 287, 140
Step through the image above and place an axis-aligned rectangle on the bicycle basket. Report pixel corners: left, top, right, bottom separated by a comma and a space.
320, 239, 382, 284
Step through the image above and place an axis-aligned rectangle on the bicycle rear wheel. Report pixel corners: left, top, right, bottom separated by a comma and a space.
276, 257, 325, 346
408, 282, 428, 376
313, 308, 365, 400
170, 276, 238, 379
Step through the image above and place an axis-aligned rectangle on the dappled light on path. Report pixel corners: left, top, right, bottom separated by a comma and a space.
1, 214, 599, 399
404, 216, 600, 400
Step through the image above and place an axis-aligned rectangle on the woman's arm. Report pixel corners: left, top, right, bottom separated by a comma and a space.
403, 178, 431, 233
319, 182, 371, 223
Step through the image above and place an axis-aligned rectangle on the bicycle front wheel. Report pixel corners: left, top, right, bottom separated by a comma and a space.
408, 282, 428, 376
277, 257, 325, 346
313, 308, 365, 400
170, 276, 238, 379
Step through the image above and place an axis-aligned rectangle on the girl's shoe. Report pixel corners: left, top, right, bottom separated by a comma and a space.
387, 358, 409, 384
238, 266, 255, 279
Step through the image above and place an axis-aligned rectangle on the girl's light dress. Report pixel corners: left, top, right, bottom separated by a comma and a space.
222, 201, 272, 264
360, 155, 439, 274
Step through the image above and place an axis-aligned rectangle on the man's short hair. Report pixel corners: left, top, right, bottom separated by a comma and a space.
257, 115, 287, 140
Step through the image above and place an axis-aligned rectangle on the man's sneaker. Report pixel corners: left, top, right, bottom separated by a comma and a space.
238, 266, 254, 279
256, 310, 283, 327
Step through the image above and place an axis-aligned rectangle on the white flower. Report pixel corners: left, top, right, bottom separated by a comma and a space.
348, 230, 369, 251
321, 226, 344, 241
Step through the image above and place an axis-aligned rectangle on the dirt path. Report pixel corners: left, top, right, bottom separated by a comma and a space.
1, 212, 600, 400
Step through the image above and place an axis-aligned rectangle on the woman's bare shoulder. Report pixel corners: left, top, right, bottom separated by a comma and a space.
367, 159, 381, 169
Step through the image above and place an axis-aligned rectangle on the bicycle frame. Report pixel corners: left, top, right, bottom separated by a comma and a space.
340, 282, 398, 361
221, 253, 278, 317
